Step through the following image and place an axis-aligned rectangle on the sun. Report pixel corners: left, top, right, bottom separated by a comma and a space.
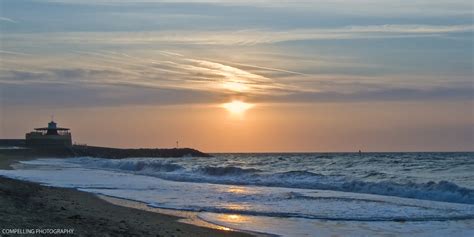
221, 100, 254, 115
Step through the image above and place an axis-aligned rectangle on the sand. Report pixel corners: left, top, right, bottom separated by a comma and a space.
0, 154, 253, 237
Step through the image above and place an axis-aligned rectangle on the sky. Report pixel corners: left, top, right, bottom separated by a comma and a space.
0, 0, 473, 152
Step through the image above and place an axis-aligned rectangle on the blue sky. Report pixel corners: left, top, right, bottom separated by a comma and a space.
0, 0, 473, 151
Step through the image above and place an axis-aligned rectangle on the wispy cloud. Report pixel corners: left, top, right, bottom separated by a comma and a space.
209, 60, 308, 76
3, 24, 472, 46
259, 87, 474, 103
0, 50, 30, 56
0, 50, 301, 97
2, 66, 471, 107
39, 0, 474, 17
1, 11, 472, 106
0, 16, 17, 23
1, 48, 471, 108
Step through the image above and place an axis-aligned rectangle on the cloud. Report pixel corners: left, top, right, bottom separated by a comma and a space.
345, 24, 474, 34
0, 83, 220, 108
258, 87, 474, 103
181, 58, 289, 93
38, 0, 474, 17
3, 24, 472, 46
0, 50, 298, 97
0, 16, 17, 23
0, 68, 122, 85
210, 60, 308, 76
0, 50, 31, 56
1, 44, 472, 108
1, 61, 472, 108
75, 51, 298, 94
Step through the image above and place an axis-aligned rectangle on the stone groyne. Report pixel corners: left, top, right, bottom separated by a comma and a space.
0, 144, 211, 158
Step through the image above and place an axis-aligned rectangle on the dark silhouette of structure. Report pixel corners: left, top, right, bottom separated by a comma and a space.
25, 121, 72, 148
1, 120, 211, 158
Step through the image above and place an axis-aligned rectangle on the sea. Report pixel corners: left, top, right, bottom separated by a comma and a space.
1, 152, 473, 236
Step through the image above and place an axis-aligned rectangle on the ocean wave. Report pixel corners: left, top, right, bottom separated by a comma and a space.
275, 170, 325, 177
198, 166, 262, 176
69, 157, 474, 204
72, 157, 183, 172
340, 180, 474, 204
146, 202, 474, 222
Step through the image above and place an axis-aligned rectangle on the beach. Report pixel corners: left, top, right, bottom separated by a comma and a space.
1, 153, 473, 236
0, 155, 252, 237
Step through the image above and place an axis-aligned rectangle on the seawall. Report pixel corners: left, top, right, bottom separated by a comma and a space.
0, 144, 211, 158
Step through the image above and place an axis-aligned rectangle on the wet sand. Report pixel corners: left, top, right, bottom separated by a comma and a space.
0, 154, 253, 237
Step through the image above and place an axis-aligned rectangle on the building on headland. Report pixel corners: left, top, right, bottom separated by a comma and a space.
25, 120, 72, 148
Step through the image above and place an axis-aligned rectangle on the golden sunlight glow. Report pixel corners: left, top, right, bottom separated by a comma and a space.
228, 214, 240, 220
222, 100, 254, 115
227, 187, 249, 194
218, 214, 249, 225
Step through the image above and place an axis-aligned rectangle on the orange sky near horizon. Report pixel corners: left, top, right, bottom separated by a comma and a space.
1, 100, 472, 152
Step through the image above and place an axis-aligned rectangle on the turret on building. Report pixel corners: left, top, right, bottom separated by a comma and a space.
25, 121, 72, 148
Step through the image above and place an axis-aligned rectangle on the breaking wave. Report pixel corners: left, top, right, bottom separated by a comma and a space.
69, 157, 474, 204
77, 158, 184, 173
198, 166, 262, 176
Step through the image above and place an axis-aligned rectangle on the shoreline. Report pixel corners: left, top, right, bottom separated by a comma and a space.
99, 195, 271, 237
0, 154, 253, 237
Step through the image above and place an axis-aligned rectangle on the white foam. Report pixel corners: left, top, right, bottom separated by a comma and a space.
1, 158, 473, 237
58, 157, 474, 204
198, 213, 474, 237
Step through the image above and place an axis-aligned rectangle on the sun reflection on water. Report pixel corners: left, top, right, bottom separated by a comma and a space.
227, 186, 250, 194
221, 214, 248, 224
216, 226, 232, 231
